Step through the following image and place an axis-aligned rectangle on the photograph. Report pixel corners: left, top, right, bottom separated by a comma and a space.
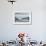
13, 11, 32, 25
15, 13, 29, 22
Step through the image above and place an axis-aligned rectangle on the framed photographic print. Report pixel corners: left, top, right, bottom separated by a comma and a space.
13, 10, 32, 25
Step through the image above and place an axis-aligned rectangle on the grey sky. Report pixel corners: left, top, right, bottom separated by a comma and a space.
15, 13, 29, 19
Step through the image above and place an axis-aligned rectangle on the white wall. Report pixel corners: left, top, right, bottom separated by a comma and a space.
0, 0, 46, 41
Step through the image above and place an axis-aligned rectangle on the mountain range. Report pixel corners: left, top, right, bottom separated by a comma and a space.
15, 17, 29, 22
